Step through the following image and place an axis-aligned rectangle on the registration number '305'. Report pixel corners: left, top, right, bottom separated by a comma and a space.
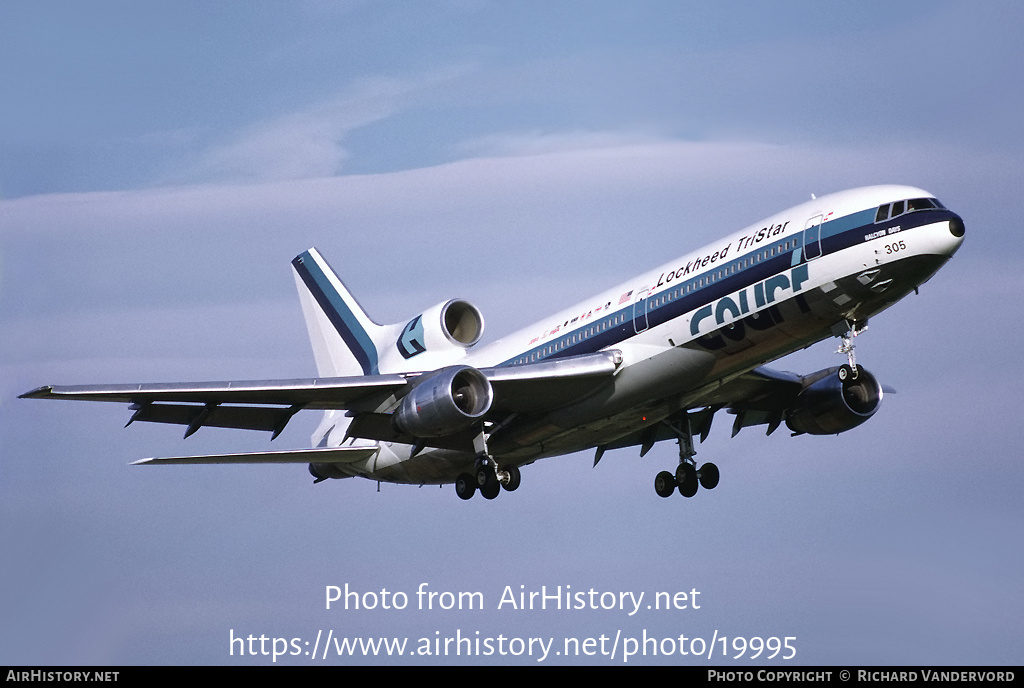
885, 240, 907, 255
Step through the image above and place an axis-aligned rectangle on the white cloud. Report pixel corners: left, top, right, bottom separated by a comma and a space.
453, 129, 671, 159
168, 69, 468, 185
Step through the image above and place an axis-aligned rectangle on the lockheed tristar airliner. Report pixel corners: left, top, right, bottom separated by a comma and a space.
22, 185, 965, 500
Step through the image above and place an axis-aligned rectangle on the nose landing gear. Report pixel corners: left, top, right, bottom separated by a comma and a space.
834, 319, 868, 380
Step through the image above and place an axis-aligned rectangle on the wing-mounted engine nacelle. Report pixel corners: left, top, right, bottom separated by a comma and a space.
309, 462, 349, 481
785, 366, 884, 436
384, 299, 485, 371
392, 365, 493, 438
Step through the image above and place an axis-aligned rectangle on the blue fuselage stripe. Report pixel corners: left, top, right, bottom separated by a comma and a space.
498, 207, 953, 367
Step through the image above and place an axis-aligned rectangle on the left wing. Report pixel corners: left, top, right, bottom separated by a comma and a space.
20, 351, 621, 441
130, 446, 379, 466
20, 375, 409, 439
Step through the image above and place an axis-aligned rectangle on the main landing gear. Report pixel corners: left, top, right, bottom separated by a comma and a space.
653, 411, 719, 499
654, 463, 719, 498
454, 425, 520, 500
455, 456, 521, 501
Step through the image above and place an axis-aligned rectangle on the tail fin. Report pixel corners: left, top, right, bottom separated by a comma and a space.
292, 248, 392, 377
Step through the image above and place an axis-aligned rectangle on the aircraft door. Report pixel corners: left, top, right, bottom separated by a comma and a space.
803, 215, 823, 261
633, 288, 650, 334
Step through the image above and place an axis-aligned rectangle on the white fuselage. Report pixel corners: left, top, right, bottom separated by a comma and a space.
344, 185, 964, 483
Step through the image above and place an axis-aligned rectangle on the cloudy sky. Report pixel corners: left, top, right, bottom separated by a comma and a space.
2, 0, 1022, 665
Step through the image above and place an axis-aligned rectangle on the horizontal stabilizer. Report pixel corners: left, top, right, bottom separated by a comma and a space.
131, 445, 379, 466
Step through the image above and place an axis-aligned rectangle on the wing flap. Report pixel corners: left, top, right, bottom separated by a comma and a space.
125, 402, 302, 437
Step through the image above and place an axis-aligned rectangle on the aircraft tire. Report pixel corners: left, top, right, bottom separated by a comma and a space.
480, 478, 501, 500
502, 465, 521, 492
476, 465, 491, 487
698, 462, 720, 490
455, 473, 476, 500
655, 471, 676, 498
839, 364, 858, 381
676, 463, 698, 498
477, 465, 500, 499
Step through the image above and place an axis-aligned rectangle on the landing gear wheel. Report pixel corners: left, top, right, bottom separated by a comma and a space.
455, 473, 476, 500
838, 363, 858, 381
476, 465, 500, 499
476, 464, 491, 487
654, 471, 676, 498
501, 465, 521, 492
697, 462, 719, 490
480, 478, 501, 500
676, 463, 698, 498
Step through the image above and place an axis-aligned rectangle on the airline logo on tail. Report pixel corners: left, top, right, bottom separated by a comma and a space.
397, 316, 427, 359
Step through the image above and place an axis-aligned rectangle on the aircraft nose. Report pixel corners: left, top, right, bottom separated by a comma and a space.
948, 213, 965, 239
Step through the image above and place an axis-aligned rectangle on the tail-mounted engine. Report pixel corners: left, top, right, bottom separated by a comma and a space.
785, 366, 883, 435
381, 299, 485, 372
397, 299, 483, 358
392, 365, 493, 437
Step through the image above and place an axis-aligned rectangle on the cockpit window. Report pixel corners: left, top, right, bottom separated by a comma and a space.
874, 197, 943, 223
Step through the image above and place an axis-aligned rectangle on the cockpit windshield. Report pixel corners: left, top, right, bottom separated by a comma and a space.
874, 197, 943, 223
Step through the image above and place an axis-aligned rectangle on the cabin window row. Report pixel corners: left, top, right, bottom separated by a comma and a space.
512, 237, 802, 365
654, 237, 801, 306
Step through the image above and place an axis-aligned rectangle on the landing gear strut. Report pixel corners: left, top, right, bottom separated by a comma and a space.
653, 410, 719, 499
835, 319, 868, 380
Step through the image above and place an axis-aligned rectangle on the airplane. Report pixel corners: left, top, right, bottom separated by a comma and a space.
21, 185, 965, 500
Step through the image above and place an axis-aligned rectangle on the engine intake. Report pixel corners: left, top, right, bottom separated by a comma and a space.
439, 300, 484, 347
394, 299, 484, 364
393, 365, 493, 437
785, 366, 883, 436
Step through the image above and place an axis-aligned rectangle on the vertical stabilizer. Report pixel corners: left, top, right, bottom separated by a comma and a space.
291, 248, 390, 377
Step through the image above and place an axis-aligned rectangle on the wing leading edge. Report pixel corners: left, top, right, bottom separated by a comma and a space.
130, 446, 379, 466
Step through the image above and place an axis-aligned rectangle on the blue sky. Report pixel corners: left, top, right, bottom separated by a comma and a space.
2, 1, 1022, 665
